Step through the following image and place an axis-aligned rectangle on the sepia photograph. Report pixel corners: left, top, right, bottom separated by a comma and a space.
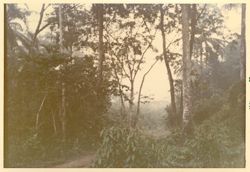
3, 2, 246, 168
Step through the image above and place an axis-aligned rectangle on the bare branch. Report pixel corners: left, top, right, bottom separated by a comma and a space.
37, 22, 52, 34
196, 4, 207, 22
44, 4, 51, 11
33, 4, 45, 42
133, 29, 157, 81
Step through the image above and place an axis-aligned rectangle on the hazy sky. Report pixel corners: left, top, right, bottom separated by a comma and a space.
23, 3, 241, 102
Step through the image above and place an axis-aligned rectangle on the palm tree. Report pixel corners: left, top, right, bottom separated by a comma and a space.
223, 4, 246, 81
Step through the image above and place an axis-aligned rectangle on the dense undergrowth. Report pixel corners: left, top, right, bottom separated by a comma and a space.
7, 134, 98, 167
93, 82, 245, 168
6, 82, 245, 168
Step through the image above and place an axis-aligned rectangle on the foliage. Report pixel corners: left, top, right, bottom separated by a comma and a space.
6, 43, 112, 167
93, 126, 163, 168
193, 93, 224, 123
165, 82, 244, 167
94, 82, 245, 167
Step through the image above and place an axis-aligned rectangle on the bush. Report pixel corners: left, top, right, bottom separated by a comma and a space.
193, 93, 225, 123
93, 126, 164, 168
162, 97, 244, 168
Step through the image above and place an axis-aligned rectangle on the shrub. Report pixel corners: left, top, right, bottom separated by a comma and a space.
93, 126, 163, 168
193, 93, 225, 123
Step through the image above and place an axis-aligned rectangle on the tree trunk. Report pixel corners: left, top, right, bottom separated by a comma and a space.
61, 82, 66, 142
200, 47, 203, 100
59, 4, 66, 142
160, 5, 178, 126
240, 4, 246, 81
59, 5, 64, 53
51, 110, 57, 135
181, 4, 193, 134
129, 80, 134, 128
180, 86, 183, 117
189, 4, 197, 58
135, 59, 158, 127
119, 90, 126, 118
200, 47, 203, 75
112, 60, 126, 118
35, 94, 47, 132
33, 4, 45, 44
97, 4, 105, 86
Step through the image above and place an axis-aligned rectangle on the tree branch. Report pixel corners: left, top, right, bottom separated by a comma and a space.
133, 29, 157, 81
196, 4, 207, 22
37, 22, 52, 35
33, 4, 45, 42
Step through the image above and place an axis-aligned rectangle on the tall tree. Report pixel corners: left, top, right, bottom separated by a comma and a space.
59, 4, 66, 142
189, 4, 197, 58
240, 4, 246, 81
181, 4, 192, 134
159, 5, 178, 126
97, 4, 105, 86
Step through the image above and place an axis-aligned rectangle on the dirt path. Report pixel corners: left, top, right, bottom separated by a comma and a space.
53, 152, 96, 168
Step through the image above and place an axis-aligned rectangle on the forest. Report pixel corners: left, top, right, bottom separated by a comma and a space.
5, 3, 246, 168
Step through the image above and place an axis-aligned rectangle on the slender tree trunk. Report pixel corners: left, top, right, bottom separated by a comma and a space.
119, 76, 126, 119
160, 6, 178, 125
190, 4, 197, 58
33, 4, 45, 44
135, 60, 158, 127
200, 48, 203, 75
119, 91, 126, 118
112, 60, 126, 118
51, 111, 57, 135
97, 4, 105, 86
35, 94, 47, 132
181, 4, 193, 134
200, 47, 203, 100
59, 5, 63, 53
61, 82, 66, 142
180, 86, 183, 117
240, 4, 246, 81
59, 5, 66, 142
129, 80, 134, 128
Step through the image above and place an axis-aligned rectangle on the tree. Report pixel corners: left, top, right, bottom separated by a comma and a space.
159, 4, 178, 126
192, 5, 229, 100
223, 3, 246, 81
6, 4, 30, 50
103, 4, 158, 128
240, 4, 246, 81
135, 58, 159, 123
58, 4, 66, 143
32, 4, 51, 43
181, 4, 192, 134
97, 4, 105, 87
189, 4, 197, 58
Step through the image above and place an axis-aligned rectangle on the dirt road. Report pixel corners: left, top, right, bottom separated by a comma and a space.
53, 152, 96, 168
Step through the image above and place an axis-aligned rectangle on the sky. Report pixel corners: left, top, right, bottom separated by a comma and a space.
22, 3, 241, 102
